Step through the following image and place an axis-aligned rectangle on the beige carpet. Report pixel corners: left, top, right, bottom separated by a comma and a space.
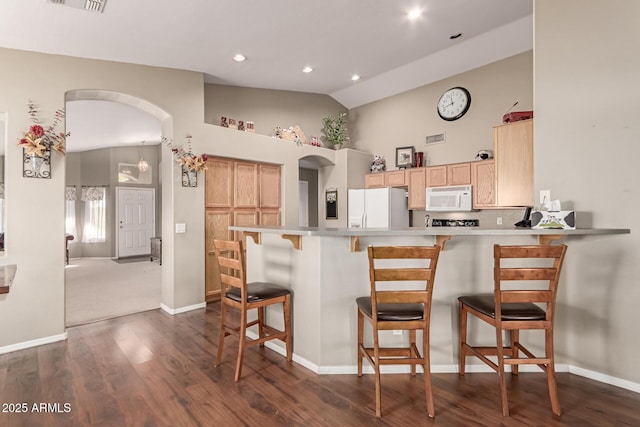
65, 258, 162, 327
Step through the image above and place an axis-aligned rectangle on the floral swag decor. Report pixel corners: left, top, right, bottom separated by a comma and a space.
18, 100, 69, 178
163, 134, 208, 172
18, 100, 69, 157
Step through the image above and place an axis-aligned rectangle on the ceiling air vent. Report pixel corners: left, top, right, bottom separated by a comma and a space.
425, 132, 446, 145
46, 0, 107, 13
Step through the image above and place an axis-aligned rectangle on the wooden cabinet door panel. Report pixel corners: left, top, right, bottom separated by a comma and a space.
365, 173, 385, 188
472, 160, 496, 208
426, 166, 447, 187
407, 168, 426, 210
448, 162, 471, 186
260, 211, 281, 226
234, 161, 259, 208
494, 119, 533, 206
205, 158, 233, 208
205, 210, 232, 301
259, 164, 281, 209
384, 170, 406, 187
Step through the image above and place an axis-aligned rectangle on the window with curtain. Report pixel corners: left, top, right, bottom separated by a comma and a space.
65, 186, 77, 238
81, 186, 106, 243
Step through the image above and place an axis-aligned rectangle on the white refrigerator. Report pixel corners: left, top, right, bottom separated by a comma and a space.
348, 187, 409, 228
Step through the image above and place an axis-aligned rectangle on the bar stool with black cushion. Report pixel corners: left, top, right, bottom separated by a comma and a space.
357, 245, 441, 417
213, 239, 292, 381
458, 244, 568, 416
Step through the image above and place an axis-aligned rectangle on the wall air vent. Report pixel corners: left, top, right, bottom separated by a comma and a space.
425, 132, 446, 145
46, 0, 107, 13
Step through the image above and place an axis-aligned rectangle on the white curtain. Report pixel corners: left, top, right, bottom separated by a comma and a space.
65, 186, 77, 237
81, 187, 106, 243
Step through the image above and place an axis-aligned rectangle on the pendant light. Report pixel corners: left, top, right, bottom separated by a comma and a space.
138, 141, 149, 172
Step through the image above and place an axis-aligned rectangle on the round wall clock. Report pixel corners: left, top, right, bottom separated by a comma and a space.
437, 86, 471, 121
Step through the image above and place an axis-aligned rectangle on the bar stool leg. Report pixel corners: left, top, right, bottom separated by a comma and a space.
284, 294, 292, 363
357, 310, 364, 376
423, 328, 435, 417
215, 303, 227, 367
458, 302, 468, 376
235, 307, 248, 382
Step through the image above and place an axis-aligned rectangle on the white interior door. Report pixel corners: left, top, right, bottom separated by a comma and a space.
117, 188, 155, 258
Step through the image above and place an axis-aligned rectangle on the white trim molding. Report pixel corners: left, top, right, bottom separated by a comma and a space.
0, 332, 68, 355
160, 302, 206, 315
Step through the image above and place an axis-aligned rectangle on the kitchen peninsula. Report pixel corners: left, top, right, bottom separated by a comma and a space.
229, 225, 629, 374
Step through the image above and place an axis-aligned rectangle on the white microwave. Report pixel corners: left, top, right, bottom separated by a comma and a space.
426, 185, 473, 212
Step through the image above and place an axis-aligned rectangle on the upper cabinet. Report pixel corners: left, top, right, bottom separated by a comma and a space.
365, 173, 385, 188
471, 160, 496, 209
259, 164, 281, 209
494, 119, 533, 207
234, 161, 259, 209
365, 170, 406, 188
426, 162, 471, 187
406, 168, 426, 210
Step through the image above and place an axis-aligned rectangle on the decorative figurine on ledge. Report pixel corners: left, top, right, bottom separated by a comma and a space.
238, 120, 245, 131
228, 118, 237, 130
220, 116, 228, 127
370, 155, 386, 173
246, 121, 255, 133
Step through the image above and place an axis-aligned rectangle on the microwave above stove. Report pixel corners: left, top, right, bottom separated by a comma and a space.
426, 185, 473, 212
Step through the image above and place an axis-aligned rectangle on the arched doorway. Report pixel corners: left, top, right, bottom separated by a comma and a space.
63, 90, 172, 325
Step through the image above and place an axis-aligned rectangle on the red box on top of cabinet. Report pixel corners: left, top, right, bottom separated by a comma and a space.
502, 111, 533, 123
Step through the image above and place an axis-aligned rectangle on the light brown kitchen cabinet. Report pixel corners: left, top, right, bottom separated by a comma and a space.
259, 164, 281, 209
426, 163, 471, 187
205, 157, 281, 301
234, 161, 259, 209
448, 162, 471, 186
471, 159, 496, 208
494, 119, 534, 207
204, 210, 232, 301
384, 170, 406, 187
205, 158, 233, 208
365, 173, 385, 188
406, 168, 427, 210
426, 165, 447, 187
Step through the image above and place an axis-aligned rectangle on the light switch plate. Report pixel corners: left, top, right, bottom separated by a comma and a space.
175, 223, 186, 233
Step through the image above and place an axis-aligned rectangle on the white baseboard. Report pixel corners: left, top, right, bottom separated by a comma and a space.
569, 365, 640, 393
0, 332, 68, 355
160, 302, 206, 315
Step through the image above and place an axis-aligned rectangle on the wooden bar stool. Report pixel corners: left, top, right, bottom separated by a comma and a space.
458, 244, 567, 416
213, 239, 292, 381
356, 245, 441, 417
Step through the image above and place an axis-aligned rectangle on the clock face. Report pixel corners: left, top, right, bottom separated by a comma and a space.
437, 87, 471, 121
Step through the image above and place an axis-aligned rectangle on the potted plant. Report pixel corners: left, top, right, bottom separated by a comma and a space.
322, 112, 349, 149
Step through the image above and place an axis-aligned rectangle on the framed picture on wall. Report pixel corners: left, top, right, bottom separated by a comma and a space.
395, 146, 414, 169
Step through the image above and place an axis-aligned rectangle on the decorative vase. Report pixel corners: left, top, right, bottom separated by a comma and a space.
333, 143, 343, 150
23, 148, 51, 179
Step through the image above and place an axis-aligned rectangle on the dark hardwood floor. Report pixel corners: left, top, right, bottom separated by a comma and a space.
1, 305, 639, 426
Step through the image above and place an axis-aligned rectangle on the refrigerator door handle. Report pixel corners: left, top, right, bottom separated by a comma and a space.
362, 213, 367, 228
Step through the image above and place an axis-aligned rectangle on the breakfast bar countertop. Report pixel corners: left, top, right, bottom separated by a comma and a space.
229, 225, 630, 237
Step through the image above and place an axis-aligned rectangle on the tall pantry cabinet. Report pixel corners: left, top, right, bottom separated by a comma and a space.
204, 157, 281, 301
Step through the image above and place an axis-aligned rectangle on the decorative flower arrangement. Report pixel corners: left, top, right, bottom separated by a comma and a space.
163, 134, 208, 172
18, 100, 69, 156
321, 111, 349, 147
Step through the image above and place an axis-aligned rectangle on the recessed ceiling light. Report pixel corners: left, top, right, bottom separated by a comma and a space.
449, 33, 463, 40
407, 8, 422, 20
351, 74, 361, 82
233, 54, 247, 62
302, 66, 313, 73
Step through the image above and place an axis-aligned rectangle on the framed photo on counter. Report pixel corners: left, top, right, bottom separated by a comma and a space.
395, 146, 414, 168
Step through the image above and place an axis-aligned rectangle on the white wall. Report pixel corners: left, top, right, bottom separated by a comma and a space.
534, 0, 639, 382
